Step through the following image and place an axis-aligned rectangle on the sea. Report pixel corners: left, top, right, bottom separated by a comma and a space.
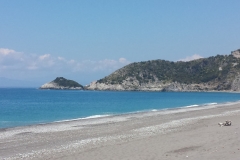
1, 88, 240, 129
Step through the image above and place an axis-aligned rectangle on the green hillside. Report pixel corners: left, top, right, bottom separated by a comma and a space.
53, 77, 83, 88
97, 54, 240, 90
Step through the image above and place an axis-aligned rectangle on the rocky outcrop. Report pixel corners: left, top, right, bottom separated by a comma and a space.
231, 75, 240, 91
86, 49, 240, 92
40, 77, 83, 90
86, 79, 220, 92
231, 49, 240, 58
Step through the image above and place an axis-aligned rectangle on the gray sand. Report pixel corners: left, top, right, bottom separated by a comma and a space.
1, 102, 240, 160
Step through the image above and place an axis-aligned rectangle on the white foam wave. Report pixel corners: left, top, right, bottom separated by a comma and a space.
182, 104, 199, 108
54, 114, 111, 123
81, 115, 110, 119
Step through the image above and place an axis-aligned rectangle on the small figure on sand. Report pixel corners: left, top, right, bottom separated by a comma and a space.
218, 120, 231, 127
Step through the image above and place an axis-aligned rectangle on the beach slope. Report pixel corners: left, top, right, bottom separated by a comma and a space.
1, 103, 240, 160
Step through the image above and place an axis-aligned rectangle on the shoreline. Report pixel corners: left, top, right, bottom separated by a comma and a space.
1, 100, 240, 130
1, 102, 240, 159
0, 100, 240, 131
0, 100, 239, 131
2, 88, 240, 130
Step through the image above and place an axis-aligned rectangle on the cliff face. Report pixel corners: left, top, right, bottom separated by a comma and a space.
87, 79, 218, 91
87, 49, 240, 91
40, 77, 83, 90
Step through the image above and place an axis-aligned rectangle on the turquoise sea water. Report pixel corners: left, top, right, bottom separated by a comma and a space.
0, 88, 240, 129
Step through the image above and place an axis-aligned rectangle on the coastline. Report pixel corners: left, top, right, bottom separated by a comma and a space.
1, 102, 240, 159
1, 100, 237, 130
2, 89, 240, 130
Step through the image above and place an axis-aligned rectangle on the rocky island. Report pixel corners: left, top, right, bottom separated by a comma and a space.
86, 49, 240, 92
40, 77, 84, 90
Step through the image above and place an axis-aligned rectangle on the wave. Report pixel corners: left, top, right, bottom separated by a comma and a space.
54, 114, 111, 123
81, 115, 111, 119
179, 103, 218, 109
203, 102, 218, 106
181, 104, 199, 108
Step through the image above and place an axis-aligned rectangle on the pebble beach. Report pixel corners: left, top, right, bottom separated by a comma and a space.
1, 102, 240, 160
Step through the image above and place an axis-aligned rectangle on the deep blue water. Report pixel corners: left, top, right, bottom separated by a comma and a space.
0, 88, 240, 129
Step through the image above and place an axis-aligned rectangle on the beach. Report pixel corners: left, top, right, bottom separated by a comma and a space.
1, 102, 240, 160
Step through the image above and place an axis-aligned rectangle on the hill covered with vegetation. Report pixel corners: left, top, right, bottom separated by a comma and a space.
87, 49, 240, 91
40, 77, 83, 90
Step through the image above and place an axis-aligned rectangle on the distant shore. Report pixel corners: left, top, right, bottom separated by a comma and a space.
1, 102, 240, 159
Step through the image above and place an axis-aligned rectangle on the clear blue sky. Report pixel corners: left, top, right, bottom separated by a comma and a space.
1, 0, 240, 86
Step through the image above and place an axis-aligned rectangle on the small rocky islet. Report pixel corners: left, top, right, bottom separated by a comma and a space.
40, 77, 84, 90
40, 49, 240, 92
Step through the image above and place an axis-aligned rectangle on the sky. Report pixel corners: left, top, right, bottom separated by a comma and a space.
1, 0, 240, 87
